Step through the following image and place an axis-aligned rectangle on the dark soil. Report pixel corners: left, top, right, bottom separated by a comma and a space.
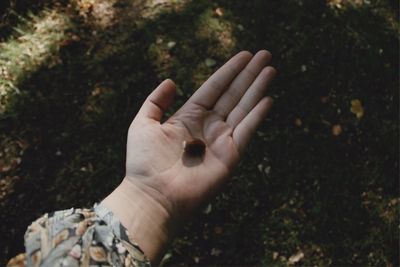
0, 0, 398, 266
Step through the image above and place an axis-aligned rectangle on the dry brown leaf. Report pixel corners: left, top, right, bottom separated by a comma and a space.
320, 95, 330, 104
288, 251, 304, 264
294, 118, 302, 127
215, 7, 224, 17
214, 226, 223, 235
332, 124, 342, 136
350, 99, 364, 119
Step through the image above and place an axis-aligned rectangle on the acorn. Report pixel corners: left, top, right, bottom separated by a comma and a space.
183, 138, 206, 156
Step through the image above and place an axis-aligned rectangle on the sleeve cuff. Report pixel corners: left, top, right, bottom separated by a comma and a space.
8, 204, 151, 267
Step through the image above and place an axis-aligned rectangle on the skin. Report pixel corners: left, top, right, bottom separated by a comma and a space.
102, 50, 276, 265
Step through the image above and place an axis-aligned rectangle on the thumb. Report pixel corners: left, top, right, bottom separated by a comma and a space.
137, 79, 176, 122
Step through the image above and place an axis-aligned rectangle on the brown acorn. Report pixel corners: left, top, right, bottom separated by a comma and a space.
183, 138, 206, 156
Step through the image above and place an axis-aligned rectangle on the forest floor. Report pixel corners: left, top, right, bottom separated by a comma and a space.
0, 0, 398, 266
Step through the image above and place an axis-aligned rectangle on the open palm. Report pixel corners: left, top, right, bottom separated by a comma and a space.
125, 50, 276, 218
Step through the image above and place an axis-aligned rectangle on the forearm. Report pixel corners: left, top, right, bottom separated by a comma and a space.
101, 177, 176, 265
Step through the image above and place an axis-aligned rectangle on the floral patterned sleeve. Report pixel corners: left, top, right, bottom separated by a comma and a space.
6, 204, 151, 267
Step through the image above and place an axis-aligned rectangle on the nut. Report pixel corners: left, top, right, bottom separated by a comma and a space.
183, 138, 206, 156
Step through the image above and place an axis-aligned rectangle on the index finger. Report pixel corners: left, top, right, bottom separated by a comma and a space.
188, 51, 253, 109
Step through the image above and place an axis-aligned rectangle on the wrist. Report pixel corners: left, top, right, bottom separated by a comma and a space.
101, 177, 176, 265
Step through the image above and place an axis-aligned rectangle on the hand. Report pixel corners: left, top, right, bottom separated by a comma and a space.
102, 50, 276, 264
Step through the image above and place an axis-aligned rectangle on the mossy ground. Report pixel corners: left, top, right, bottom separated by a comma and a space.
0, 0, 398, 266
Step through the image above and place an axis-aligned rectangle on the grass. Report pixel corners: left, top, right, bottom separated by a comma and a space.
0, 0, 398, 266
0, 9, 72, 113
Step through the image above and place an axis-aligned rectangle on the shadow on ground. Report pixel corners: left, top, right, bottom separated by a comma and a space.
0, 0, 398, 266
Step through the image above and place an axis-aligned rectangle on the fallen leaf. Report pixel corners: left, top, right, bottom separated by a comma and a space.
288, 251, 304, 265
91, 87, 102, 96
294, 118, 302, 127
214, 226, 223, 235
205, 58, 216, 67
159, 253, 172, 266
350, 99, 364, 119
211, 248, 222, 256
215, 7, 224, 17
167, 41, 176, 49
257, 164, 263, 172
320, 95, 330, 104
332, 124, 342, 136
1, 164, 11, 172
203, 203, 212, 214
